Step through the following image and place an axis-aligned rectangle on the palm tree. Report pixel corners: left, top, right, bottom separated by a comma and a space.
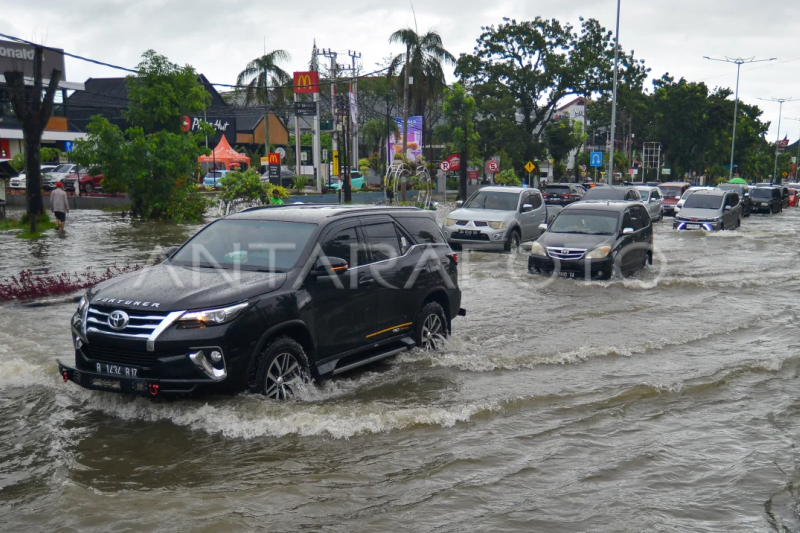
236, 50, 291, 155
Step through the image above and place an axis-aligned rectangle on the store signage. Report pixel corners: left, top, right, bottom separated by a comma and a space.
0, 40, 66, 78
294, 71, 320, 94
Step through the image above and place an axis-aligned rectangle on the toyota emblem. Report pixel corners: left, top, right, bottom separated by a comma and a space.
561, 249, 568, 254
108, 310, 130, 331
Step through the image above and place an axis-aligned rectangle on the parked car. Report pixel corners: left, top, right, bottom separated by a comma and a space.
580, 185, 641, 202
635, 186, 664, 221
673, 189, 742, 231
64, 173, 104, 194
789, 188, 799, 207
442, 186, 547, 252
329, 171, 365, 191
749, 186, 783, 214
11, 165, 60, 189
717, 183, 752, 216
542, 183, 586, 207
261, 168, 295, 189
43, 164, 79, 190
659, 182, 691, 216
781, 186, 790, 209
58, 205, 465, 399
528, 200, 653, 279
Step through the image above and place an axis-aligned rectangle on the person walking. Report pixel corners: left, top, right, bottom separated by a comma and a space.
50, 182, 69, 231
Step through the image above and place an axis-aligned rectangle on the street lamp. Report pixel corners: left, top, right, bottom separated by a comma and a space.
607, 0, 621, 184
703, 56, 776, 181
758, 97, 795, 183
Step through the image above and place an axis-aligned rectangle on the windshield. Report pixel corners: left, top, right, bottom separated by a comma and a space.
549, 210, 619, 235
660, 187, 683, 198
463, 191, 519, 210
545, 185, 571, 193
583, 188, 625, 200
171, 220, 316, 271
51, 165, 73, 173
750, 188, 774, 198
683, 195, 723, 209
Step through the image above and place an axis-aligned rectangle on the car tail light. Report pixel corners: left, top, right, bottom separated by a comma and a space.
563, 194, 574, 198
542, 194, 550, 198
447, 252, 458, 264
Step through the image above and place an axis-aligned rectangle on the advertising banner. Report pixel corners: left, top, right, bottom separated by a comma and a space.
388, 116, 423, 164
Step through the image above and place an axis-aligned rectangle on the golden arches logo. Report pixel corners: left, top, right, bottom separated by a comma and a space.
297, 75, 312, 90
267, 153, 280, 165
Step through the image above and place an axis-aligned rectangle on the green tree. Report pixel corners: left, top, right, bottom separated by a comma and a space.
545, 120, 586, 179
436, 83, 479, 199
236, 49, 291, 154
362, 117, 399, 172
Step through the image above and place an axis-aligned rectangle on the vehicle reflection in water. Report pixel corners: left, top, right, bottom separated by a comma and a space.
2, 205, 800, 531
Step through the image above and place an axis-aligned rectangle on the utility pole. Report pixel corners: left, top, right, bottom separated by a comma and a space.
607, 0, 621, 185
348, 50, 361, 167
401, 43, 411, 201
311, 41, 322, 192
704, 56, 776, 181
759, 97, 794, 184
322, 49, 338, 179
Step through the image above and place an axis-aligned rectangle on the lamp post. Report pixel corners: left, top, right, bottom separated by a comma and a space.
704, 56, 775, 181
607, 0, 621, 184
759, 97, 795, 183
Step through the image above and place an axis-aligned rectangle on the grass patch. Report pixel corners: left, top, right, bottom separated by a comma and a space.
16, 231, 48, 239
0, 214, 57, 233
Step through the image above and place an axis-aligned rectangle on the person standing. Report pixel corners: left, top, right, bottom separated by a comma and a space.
50, 182, 69, 231
270, 188, 285, 206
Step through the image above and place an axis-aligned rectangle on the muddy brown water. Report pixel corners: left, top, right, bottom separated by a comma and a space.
2, 206, 800, 531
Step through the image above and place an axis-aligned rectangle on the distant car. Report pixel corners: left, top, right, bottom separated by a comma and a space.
718, 183, 752, 216
659, 182, 691, 216
260, 168, 296, 188
11, 165, 59, 189
580, 185, 641, 202
749, 186, 783, 214
330, 171, 365, 191
528, 200, 653, 279
43, 164, 79, 190
64, 173, 104, 194
635, 186, 664, 221
789, 188, 799, 207
673, 189, 742, 231
442, 186, 547, 252
542, 183, 586, 207
674, 186, 711, 213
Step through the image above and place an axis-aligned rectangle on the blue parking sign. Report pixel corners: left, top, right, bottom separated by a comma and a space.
590, 151, 603, 167
65, 141, 73, 152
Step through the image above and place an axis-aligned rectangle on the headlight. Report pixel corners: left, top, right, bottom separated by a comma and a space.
489, 221, 507, 230
178, 302, 249, 326
586, 246, 612, 259
444, 218, 456, 226
529, 242, 547, 257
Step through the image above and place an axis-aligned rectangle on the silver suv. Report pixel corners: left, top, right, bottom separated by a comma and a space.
442, 186, 547, 251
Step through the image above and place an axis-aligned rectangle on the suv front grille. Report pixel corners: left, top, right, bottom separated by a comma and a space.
82, 345, 162, 367
547, 247, 587, 261
86, 306, 169, 340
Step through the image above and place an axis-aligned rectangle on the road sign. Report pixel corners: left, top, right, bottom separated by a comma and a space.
323, 149, 328, 161
524, 161, 535, 173
628, 169, 638, 175
440, 160, 450, 172
784, 171, 789, 177
294, 101, 317, 117
260, 156, 269, 166
487, 160, 499, 173
590, 152, 603, 167
276, 147, 286, 160
662, 168, 671, 175
445, 154, 461, 171
293, 71, 320, 94
793, 157, 797, 164
65, 141, 73, 152
332, 151, 340, 176
301, 152, 308, 162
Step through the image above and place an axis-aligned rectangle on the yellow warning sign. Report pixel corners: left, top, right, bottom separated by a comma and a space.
524, 161, 535, 173
332, 151, 340, 176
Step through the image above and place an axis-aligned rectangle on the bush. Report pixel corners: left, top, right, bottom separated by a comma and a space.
495, 169, 522, 186
291, 176, 310, 191
446, 177, 460, 190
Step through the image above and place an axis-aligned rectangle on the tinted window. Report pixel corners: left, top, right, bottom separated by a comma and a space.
750, 188, 773, 199
396, 216, 445, 244
549, 210, 619, 235
364, 223, 402, 262
321, 226, 367, 266
622, 211, 633, 229
463, 191, 519, 210
684, 194, 723, 209
530, 193, 543, 209
660, 187, 684, 198
583, 187, 626, 201
637, 206, 651, 227
629, 208, 645, 230
544, 185, 571, 193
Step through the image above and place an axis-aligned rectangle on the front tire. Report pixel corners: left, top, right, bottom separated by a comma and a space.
504, 230, 521, 253
84, 182, 93, 194
414, 301, 448, 351
251, 336, 311, 400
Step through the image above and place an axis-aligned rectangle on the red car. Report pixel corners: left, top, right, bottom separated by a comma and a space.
789, 188, 799, 207
64, 172, 104, 194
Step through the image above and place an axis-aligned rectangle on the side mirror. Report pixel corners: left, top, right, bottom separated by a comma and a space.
522, 203, 534, 212
162, 246, 179, 259
312, 256, 349, 277
724, 205, 732, 211
744, 192, 750, 197
538, 223, 548, 232
622, 227, 635, 235
456, 200, 464, 207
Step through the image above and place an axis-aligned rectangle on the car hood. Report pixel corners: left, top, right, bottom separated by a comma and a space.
446, 208, 513, 222
537, 232, 614, 251
676, 207, 722, 219
86, 263, 287, 312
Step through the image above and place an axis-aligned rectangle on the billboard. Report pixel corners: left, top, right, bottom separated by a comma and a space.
0, 40, 65, 79
388, 116, 423, 164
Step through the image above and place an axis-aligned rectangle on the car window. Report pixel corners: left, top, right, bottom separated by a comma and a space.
321, 226, 367, 266
530, 193, 543, 209
463, 191, 519, 210
363, 222, 402, 262
629, 208, 645, 231
396, 216, 446, 244
637, 206, 651, 227
627, 190, 639, 201
622, 211, 633, 230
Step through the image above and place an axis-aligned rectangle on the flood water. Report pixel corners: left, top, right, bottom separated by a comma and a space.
2, 206, 800, 531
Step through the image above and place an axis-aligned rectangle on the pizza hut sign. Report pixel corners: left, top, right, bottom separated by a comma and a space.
445, 154, 461, 171
181, 115, 231, 133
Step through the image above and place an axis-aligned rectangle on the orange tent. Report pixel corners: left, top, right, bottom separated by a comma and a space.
198, 136, 250, 170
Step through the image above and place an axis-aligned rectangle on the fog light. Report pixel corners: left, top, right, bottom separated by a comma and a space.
74, 336, 83, 350
210, 350, 223, 363
493, 234, 502, 240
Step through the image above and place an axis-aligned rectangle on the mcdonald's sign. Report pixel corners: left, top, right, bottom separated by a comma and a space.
294, 71, 319, 94
267, 153, 281, 165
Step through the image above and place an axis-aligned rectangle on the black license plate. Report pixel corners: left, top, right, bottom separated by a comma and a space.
94, 362, 140, 378
460, 230, 480, 236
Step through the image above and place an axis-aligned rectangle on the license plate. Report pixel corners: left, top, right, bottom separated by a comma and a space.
559, 271, 578, 278
95, 362, 139, 378
461, 230, 480, 236
686, 224, 701, 230
91, 378, 122, 390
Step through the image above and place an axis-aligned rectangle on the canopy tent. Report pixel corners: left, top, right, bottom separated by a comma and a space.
198, 136, 249, 170
728, 178, 748, 185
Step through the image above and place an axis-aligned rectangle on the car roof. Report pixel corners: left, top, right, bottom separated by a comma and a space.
476, 186, 537, 193
634, 186, 658, 190
689, 189, 725, 196
226, 204, 428, 223
566, 200, 639, 212
660, 182, 688, 186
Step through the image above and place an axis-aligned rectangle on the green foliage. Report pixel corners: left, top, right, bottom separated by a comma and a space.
9, 148, 61, 171
9, 153, 24, 172
72, 51, 214, 221
545, 120, 586, 178
264, 183, 290, 200
358, 158, 370, 174
218, 168, 264, 212
291, 175, 309, 191
495, 169, 522, 186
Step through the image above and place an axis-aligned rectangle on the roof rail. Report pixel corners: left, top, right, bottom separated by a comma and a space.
328, 206, 422, 217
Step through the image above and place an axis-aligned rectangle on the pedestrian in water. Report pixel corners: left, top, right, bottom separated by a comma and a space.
50, 182, 69, 231
271, 188, 285, 206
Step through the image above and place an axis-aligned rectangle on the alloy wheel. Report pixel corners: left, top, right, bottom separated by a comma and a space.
421, 313, 444, 351
264, 352, 302, 400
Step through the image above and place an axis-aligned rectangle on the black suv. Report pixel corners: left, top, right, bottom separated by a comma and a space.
58, 206, 464, 399
750, 186, 783, 214
717, 184, 751, 217
542, 183, 586, 206
528, 201, 653, 279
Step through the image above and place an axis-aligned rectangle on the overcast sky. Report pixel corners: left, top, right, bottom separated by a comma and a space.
4, 0, 800, 140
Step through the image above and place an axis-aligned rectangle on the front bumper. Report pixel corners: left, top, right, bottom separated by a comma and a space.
751, 204, 773, 213
673, 219, 721, 231
528, 254, 611, 278
443, 225, 509, 249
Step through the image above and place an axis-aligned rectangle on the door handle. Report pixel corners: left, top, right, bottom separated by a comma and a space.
359, 278, 374, 287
